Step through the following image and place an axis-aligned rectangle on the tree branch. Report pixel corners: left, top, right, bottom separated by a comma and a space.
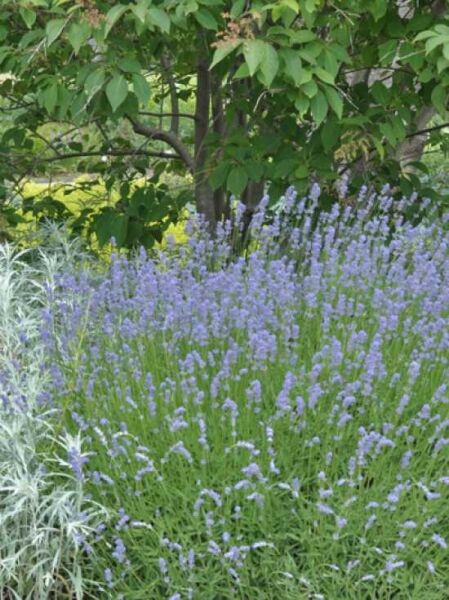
138, 111, 196, 120
160, 54, 180, 135
38, 149, 183, 163
405, 121, 449, 139
127, 116, 194, 172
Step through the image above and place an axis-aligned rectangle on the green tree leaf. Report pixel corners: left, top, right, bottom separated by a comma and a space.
425, 35, 447, 55
431, 84, 446, 113
45, 19, 66, 47
104, 5, 128, 38
93, 209, 128, 247
131, 1, 147, 24
149, 8, 171, 33
273, 158, 297, 178
295, 95, 309, 115
68, 22, 91, 55
371, 81, 390, 105
132, 73, 150, 106
118, 57, 142, 73
194, 9, 218, 30
315, 67, 334, 85
320, 118, 340, 151
106, 73, 129, 112
209, 161, 230, 190
301, 79, 318, 98
310, 89, 328, 125
281, 0, 300, 12
281, 48, 302, 85
323, 85, 343, 118
210, 41, 240, 69
40, 82, 58, 114
379, 122, 397, 145
289, 30, 316, 43
259, 44, 279, 87
369, 0, 388, 21
227, 166, 248, 197
230, 0, 246, 18
19, 8, 36, 29
84, 69, 106, 99
243, 39, 266, 76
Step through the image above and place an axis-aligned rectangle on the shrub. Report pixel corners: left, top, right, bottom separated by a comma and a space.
42, 185, 449, 599
0, 241, 109, 599
12, 177, 190, 253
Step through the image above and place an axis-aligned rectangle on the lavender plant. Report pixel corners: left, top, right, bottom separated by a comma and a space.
0, 239, 108, 600
45, 186, 449, 599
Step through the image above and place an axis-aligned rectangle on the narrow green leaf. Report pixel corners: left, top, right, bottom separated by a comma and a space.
243, 39, 266, 76
132, 73, 150, 106
106, 73, 128, 112
104, 5, 128, 38
227, 166, 248, 197
46, 19, 66, 47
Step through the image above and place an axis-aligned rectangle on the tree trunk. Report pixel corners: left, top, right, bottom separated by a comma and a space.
211, 75, 229, 221
239, 180, 265, 243
395, 106, 436, 171
194, 54, 216, 229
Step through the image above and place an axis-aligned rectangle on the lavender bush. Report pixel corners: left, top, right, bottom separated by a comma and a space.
43, 186, 449, 599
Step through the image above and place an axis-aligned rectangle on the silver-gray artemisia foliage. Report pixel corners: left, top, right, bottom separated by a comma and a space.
0, 229, 108, 600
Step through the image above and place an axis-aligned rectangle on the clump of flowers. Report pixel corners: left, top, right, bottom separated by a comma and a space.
42, 186, 449, 598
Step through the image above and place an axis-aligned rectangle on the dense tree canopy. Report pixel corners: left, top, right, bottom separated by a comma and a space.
1, 0, 449, 246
